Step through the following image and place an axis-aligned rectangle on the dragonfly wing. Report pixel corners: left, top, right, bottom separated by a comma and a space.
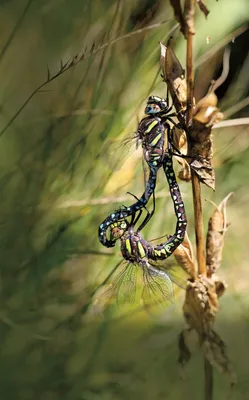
149, 260, 190, 290
141, 264, 174, 311
90, 260, 127, 314
100, 137, 137, 172
116, 262, 137, 308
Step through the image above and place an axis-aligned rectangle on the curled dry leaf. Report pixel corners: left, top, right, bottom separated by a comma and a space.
160, 41, 187, 124
190, 157, 215, 190
173, 232, 196, 279
169, 0, 186, 38
196, 0, 210, 18
180, 275, 234, 383
206, 192, 234, 276
193, 92, 223, 126
188, 93, 224, 190
178, 330, 192, 366
183, 276, 219, 335
202, 330, 237, 386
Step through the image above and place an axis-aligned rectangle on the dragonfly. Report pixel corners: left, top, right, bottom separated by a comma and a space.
93, 152, 188, 314
99, 94, 182, 248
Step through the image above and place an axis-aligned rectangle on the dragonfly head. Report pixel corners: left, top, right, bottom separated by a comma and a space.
145, 96, 167, 115
110, 220, 128, 240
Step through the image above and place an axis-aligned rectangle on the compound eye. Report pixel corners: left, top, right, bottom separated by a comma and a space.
120, 221, 127, 229
145, 103, 160, 114
160, 101, 167, 109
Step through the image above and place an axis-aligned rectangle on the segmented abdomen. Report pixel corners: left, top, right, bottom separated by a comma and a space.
148, 154, 187, 260
98, 117, 165, 247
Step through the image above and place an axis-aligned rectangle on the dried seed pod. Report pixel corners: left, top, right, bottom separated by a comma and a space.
183, 276, 220, 335
171, 126, 187, 153
177, 158, 192, 182
170, 126, 191, 182
174, 232, 196, 279
160, 41, 187, 124
206, 193, 233, 276
180, 274, 234, 382
194, 93, 223, 126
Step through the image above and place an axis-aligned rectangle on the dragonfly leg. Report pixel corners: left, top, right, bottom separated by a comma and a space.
127, 191, 155, 230
137, 191, 156, 232
131, 209, 143, 227
127, 192, 150, 214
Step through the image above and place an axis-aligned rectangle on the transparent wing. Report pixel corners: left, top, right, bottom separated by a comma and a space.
149, 260, 190, 290
116, 262, 137, 307
91, 260, 137, 315
100, 136, 139, 172
88, 260, 127, 315
141, 264, 174, 311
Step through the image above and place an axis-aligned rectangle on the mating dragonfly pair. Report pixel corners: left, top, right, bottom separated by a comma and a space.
97, 94, 188, 313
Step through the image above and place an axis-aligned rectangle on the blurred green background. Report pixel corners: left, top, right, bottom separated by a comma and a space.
0, 0, 249, 399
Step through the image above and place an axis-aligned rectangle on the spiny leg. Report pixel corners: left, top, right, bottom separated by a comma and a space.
132, 209, 143, 227
137, 191, 156, 232
127, 191, 156, 231
126, 192, 150, 214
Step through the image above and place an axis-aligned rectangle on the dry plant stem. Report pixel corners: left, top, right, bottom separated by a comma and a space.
204, 358, 213, 400
185, 0, 212, 398
185, 0, 206, 276
191, 173, 206, 275
185, 0, 195, 122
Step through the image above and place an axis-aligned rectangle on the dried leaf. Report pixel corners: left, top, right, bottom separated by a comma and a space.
196, 0, 210, 17
169, 0, 186, 37
160, 41, 187, 122
174, 232, 196, 279
178, 330, 191, 366
187, 93, 224, 189
202, 330, 237, 386
206, 193, 233, 276
190, 157, 215, 190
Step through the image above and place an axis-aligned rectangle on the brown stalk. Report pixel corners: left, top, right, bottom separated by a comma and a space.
185, 0, 206, 276
185, 0, 212, 398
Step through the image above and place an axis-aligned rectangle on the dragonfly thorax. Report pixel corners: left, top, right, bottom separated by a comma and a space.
120, 229, 149, 263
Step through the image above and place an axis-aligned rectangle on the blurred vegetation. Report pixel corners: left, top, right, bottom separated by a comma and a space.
0, 0, 248, 399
